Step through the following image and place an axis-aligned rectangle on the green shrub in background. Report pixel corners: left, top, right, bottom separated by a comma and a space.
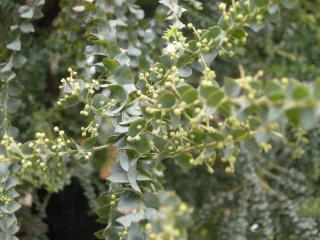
1, 0, 320, 239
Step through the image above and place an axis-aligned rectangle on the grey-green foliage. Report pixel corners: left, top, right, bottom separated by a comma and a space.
218, 190, 249, 240
1, 0, 320, 240
0, 1, 46, 239
0, 0, 18, 13
240, 154, 274, 239
188, 147, 320, 239
0, 161, 20, 240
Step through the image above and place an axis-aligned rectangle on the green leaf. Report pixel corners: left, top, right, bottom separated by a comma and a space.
94, 229, 105, 239
118, 151, 130, 172
92, 94, 109, 109
130, 7, 144, 20
131, 135, 150, 154
12, 54, 27, 68
105, 41, 121, 57
282, 0, 298, 9
7, 99, 22, 114
128, 119, 146, 137
159, 0, 186, 28
36, 0, 45, 6
115, 52, 130, 66
255, 132, 270, 144
177, 84, 198, 104
202, 50, 218, 65
232, 128, 247, 140
6, 38, 21, 51
313, 80, 320, 100
254, 0, 268, 7
83, 137, 97, 150
128, 45, 142, 57
103, 58, 120, 71
224, 80, 240, 97
200, 85, 224, 107
177, 53, 194, 67
119, 116, 141, 125
63, 95, 79, 108
1, 60, 13, 73
267, 106, 282, 122
175, 153, 192, 171
203, 26, 224, 45
105, 84, 128, 113
20, 22, 35, 33
207, 26, 223, 39
268, 3, 279, 14
158, 91, 176, 108
292, 85, 309, 100
179, 67, 192, 77
128, 166, 141, 192
118, 192, 144, 214
286, 108, 299, 126
126, 99, 142, 116
231, 28, 246, 40
115, 66, 134, 85
209, 131, 224, 141
142, 29, 155, 43
286, 107, 317, 130
18, 5, 34, 19
108, 163, 129, 183
108, 172, 128, 183
0, 162, 10, 176
2, 201, 20, 214
128, 224, 146, 240
250, 22, 265, 32
116, 211, 145, 227
299, 108, 317, 130
224, 145, 234, 159
96, 192, 109, 205
265, 80, 284, 101
250, 80, 263, 94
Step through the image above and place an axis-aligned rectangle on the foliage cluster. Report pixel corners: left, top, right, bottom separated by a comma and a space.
1, 0, 320, 239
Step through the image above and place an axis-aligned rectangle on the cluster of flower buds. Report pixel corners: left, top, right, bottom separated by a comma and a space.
0, 133, 21, 152
235, 71, 264, 100
118, 228, 128, 240
80, 104, 90, 116
57, 68, 79, 105
52, 126, 71, 150
260, 142, 272, 153
0, 193, 11, 210
81, 121, 99, 137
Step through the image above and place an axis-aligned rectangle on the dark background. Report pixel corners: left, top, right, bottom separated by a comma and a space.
45, 179, 101, 240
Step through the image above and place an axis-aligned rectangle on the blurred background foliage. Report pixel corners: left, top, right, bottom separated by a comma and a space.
1, 0, 320, 239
